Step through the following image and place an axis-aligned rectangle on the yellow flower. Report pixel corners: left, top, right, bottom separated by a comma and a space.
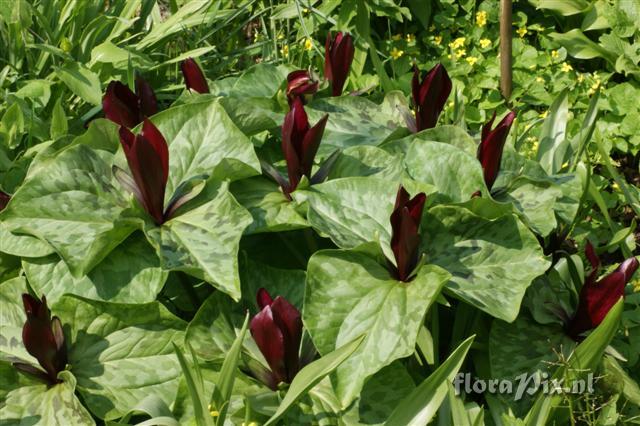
476, 10, 487, 27
406, 33, 415, 43
391, 34, 402, 41
465, 56, 478, 65
434, 35, 442, 46
280, 45, 289, 57
539, 110, 548, 118
449, 37, 466, 49
612, 181, 620, 191
277, 33, 284, 40
302, 7, 309, 13
561, 161, 569, 169
561, 62, 573, 72
208, 405, 219, 418
551, 50, 559, 58
253, 31, 262, 43
516, 27, 527, 38
632, 279, 640, 293
456, 49, 466, 57
390, 47, 404, 60
304, 38, 313, 51
536, 76, 544, 83
532, 140, 539, 151
479, 38, 492, 48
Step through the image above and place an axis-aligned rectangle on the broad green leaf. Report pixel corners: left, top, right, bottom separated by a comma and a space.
264, 335, 366, 425
50, 97, 68, 139
495, 177, 562, 236
306, 95, 405, 154
55, 296, 187, 421
0, 277, 33, 363
70, 118, 120, 153
385, 335, 475, 426
536, 89, 569, 175
530, 0, 590, 15
328, 146, 403, 180
0, 371, 95, 425
229, 63, 289, 98
14, 79, 52, 108
525, 300, 624, 425
23, 232, 167, 304
230, 177, 308, 234
240, 258, 306, 309
0, 102, 25, 149
382, 125, 478, 156
423, 204, 550, 321
144, 99, 260, 200
1, 145, 137, 277
146, 182, 252, 300
0, 221, 55, 257
55, 63, 102, 106
404, 141, 487, 202
549, 29, 616, 64
304, 250, 449, 406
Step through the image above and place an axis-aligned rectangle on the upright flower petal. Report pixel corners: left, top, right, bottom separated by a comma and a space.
103, 81, 141, 128
20, 294, 67, 384
286, 70, 319, 106
0, 190, 10, 211
567, 243, 639, 339
477, 111, 516, 190
250, 305, 287, 386
324, 32, 355, 96
412, 64, 452, 131
257, 287, 274, 309
270, 296, 303, 382
118, 119, 169, 224
181, 58, 210, 94
135, 76, 159, 117
389, 186, 427, 282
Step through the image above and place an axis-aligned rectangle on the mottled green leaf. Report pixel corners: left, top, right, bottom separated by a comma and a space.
304, 250, 449, 406
146, 182, 252, 300
423, 204, 550, 321
328, 145, 403, 180
23, 232, 166, 304
1, 145, 137, 277
55, 296, 187, 421
55, 63, 102, 106
0, 277, 32, 363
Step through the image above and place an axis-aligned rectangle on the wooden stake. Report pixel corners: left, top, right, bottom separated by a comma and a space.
500, 0, 512, 100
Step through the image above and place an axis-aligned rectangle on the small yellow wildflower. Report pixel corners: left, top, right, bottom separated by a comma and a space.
561, 161, 569, 169
391, 34, 402, 41
253, 31, 262, 43
632, 279, 640, 293
277, 33, 284, 40
390, 47, 404, 60
591, 81, 600, 90
536, 76, 544, 83
448, 101, 454, 108
577, 73, 584, 83
304, 38, 313, 51
612, 181, 620, 191
208, 405, 219, 418
302, 7, 309, 13
241, 423, 258, 426
551, 50, 559, 58
532, 140, 539, 151
449, 37, 466, 49
540, 110, 549, 118
447, 54, 452, 59
479, 38, 492, 49
406, 33, 416, 43
466, 56, 478, 66
434, 35, 443, 46
476, 11, 487, 27
516, 27, 527, 38
280, 45, 289, 57
456, 49, 466, 57
561, 62, 573, 73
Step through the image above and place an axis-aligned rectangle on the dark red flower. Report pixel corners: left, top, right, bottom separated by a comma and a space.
567, 242, 639, 339
286, 70, 319, 106
14, 294, 67, 385
477, 111, 516, 190
411, 64, 452, 131
181, 58, 210, 94
280, 97, 328, 194
0, 190, 10, 211
118, 119, 169, 225
102, 78, 158, 128
389, 186, 427, 282
250, 288, 303, 390
324, 32, 355, 96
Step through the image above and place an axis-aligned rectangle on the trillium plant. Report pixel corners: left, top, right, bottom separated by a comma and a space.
1, 12, 639, 426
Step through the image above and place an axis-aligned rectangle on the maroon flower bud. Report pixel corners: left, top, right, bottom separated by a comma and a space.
389, 186, 427, 282
14, 294, 67, 384
411, 64, 452, 131
118, 119, 169, 225
281, 97, 328, 194
567, 242, 639, 339
477, 111, 516, 190
286, 70, 319, 106
0, 190, 10, 211
324, 32, 355, 96
180, 58, 210, 94
102, 78, 158, 128
250, 288, 303, 389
